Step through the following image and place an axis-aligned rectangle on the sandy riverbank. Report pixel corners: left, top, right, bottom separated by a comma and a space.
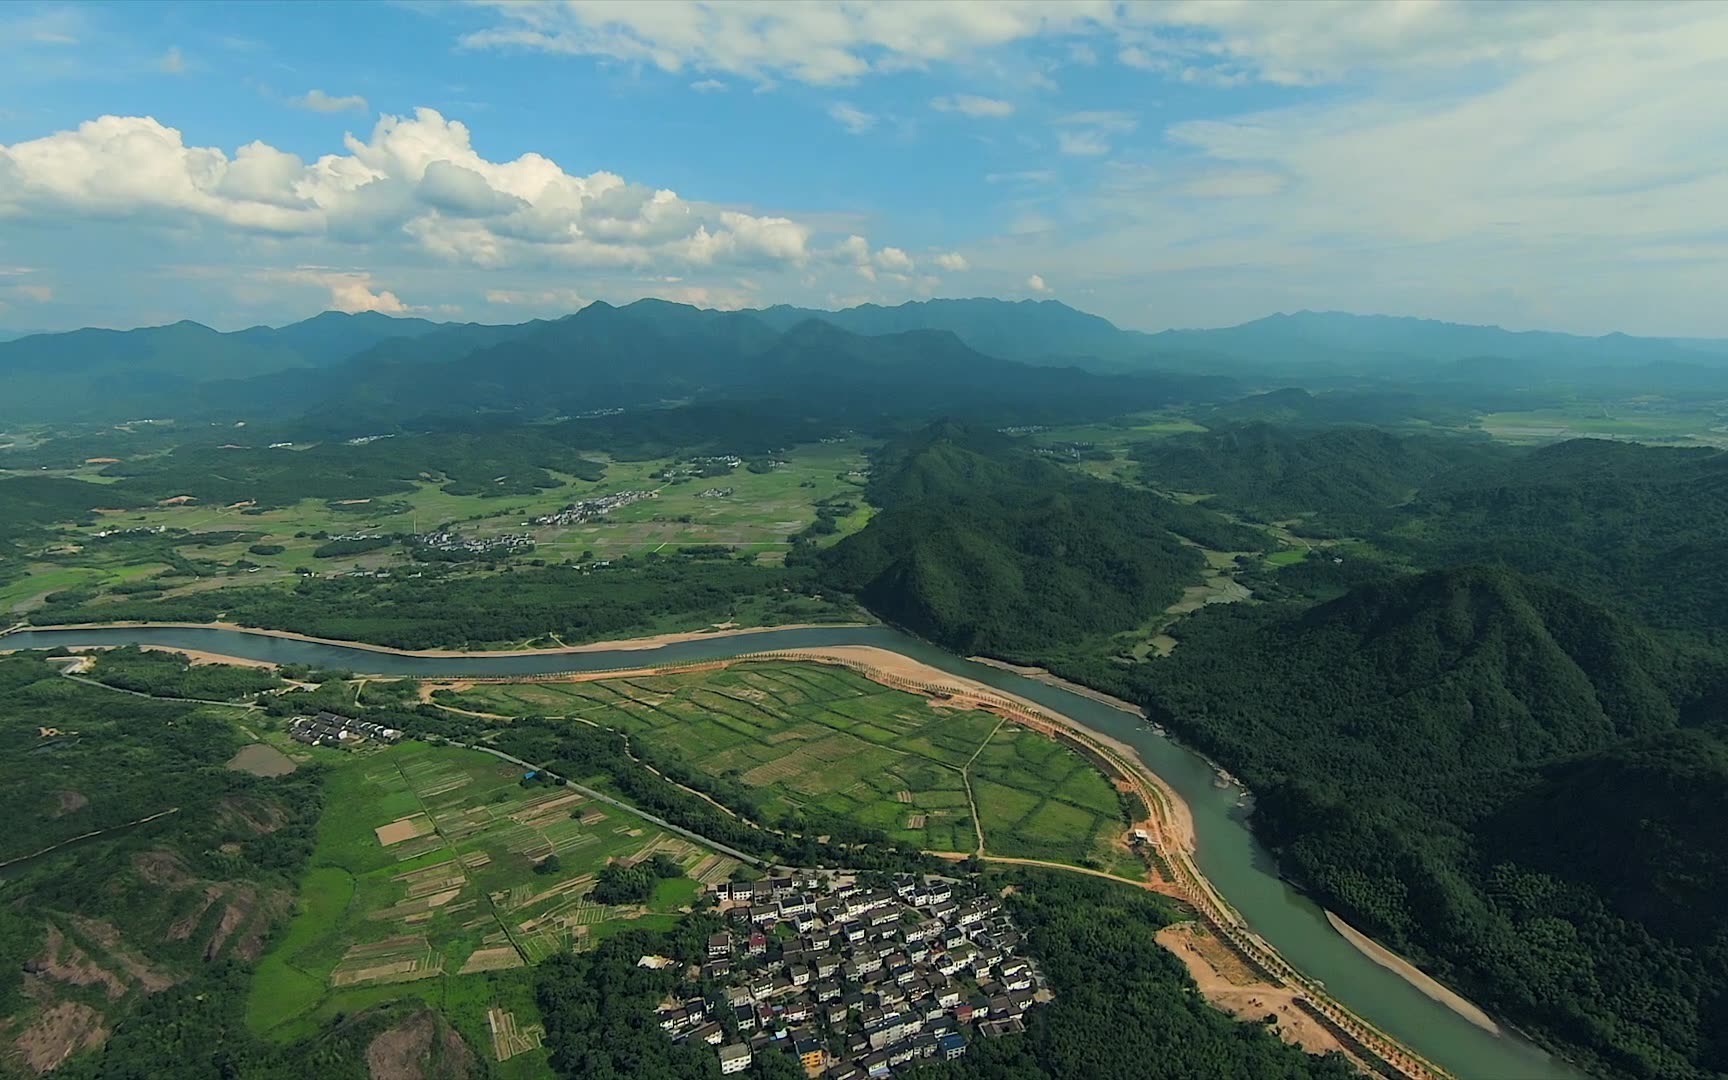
3, 619, 874, 658
46, 643, 281, 670
966, 656, 1147, 717
1325, 911, 1502, 1036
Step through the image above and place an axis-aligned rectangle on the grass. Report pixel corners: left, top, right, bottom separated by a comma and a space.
247, 740, 732, 1043
440, 661, 1129, 866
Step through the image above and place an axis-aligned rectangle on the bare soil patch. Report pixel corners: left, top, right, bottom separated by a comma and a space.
375, 815, 434, 847
68, 918, 175, 994
131, 849, 193, 888
50, 791, 88, 818
1157, 923, 1361, 1064
28, 927, 127, 1000
11, 1002, 108, 1074
365, 1009, 478, 1080
457, 947, 524, 975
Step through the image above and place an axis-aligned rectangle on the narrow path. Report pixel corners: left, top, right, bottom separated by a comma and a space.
58, 671, 261, 710
961, 715, 1009, 857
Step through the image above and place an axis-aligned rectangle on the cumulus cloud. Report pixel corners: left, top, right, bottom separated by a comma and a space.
257, 268, 410, 314
931, 94, 1014, 118
0, 108, 888, 275
828, 102, 876, 134
293, 89, 369, 113
874, 246, 914, 273
933, 252, 969, 271
1026, 274, 1049, 293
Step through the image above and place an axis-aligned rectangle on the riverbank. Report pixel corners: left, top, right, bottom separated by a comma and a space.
2, 619, 875, 658
1325, 912, 1502, 1036
966, 656, 1147, 717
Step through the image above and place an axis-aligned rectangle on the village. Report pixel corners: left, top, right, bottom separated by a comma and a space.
652, 871, 1049, 1079
410, 528, 535, 557
530, 488, 658, 527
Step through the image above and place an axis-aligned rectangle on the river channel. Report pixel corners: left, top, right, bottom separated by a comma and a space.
0, 623, 1577, 1079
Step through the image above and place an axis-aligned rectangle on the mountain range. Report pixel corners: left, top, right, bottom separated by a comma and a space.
4, 298, 1727, 427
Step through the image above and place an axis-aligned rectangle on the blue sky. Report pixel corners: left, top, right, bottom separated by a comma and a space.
2, 1, 1725, 336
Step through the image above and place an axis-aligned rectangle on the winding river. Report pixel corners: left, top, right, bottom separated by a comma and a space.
1, 623, 1576, 1079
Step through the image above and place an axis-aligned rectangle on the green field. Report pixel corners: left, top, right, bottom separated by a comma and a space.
5, 438, 873, 615
1478, 402, 1728, 445
441, 662, 1130, 868
247, 741, 737, 1069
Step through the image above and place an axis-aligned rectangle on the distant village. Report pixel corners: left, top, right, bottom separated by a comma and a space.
531, 489, 658, 527
286, 710, 404, 747
654, 872, 1048, 1078
410, 529, 534, 556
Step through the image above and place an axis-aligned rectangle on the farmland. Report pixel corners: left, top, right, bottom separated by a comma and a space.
437, 662, 1131, 869
247, 740, 738, 1069
2, 437, 872, 617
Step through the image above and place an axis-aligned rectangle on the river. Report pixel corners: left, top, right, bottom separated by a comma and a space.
0, 623, 1576, 1079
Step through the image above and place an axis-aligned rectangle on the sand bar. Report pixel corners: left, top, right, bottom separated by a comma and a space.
1326, 911, 1502, 1035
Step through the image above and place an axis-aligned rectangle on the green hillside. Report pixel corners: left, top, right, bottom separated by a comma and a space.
818, 425, 1262, 657
1091, 567, 1728, 1079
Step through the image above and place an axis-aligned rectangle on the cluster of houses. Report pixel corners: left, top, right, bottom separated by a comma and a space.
530, 489, 657, 527
410, 529, 534, 556
1031, 441, 1098, 461
696, 487, 735, 499
652, 872, 1047, 1078
287, 710, 404, 748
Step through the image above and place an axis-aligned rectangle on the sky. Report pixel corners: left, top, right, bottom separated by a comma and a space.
1, 0, 1725, 336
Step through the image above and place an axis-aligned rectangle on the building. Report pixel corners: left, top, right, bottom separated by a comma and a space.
718, 1043, 753, 1074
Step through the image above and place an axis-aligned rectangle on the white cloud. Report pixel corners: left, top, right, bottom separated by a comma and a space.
874, 246, 914, 273
690, 78, 728, 93
0, 109, 849, 274
933, 252, 969, 271
485, 287, 590, 311
257, 268, 410, 314
293, 89, 369, 113
1057, 130, 1110, 157
828, 102, 876, 134
462, 0, 1119, 85
158, 46, 186, 75
931, 94, 1014, 118
1026, 274, 1049, 293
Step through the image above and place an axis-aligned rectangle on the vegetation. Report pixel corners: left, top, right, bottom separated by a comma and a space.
0, 653, 322, 1067
816, 424, 1261, 657
1052, 566, 1728, 1079
85, 646, 285, 701
442, 663, 1129, 869
35, 557, 858, 650
1130, 422, 1504, 523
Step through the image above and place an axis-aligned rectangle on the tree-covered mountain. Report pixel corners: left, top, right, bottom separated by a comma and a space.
815, 423, 1261, 657
751, 297, 1149, 366
1131, 422, 1503, 521
1055, 566, 1726, 1079
1388, 438, 1728, 639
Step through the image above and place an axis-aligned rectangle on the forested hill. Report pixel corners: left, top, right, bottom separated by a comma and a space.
1067, 566, 1727, 1079
813, 424, 1263, 657
1388, 438, 1728, 639
1130, 422, 1504, 521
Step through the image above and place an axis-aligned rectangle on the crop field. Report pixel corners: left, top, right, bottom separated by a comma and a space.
246, 741, 732, 1048
442, 662, 1128, 864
